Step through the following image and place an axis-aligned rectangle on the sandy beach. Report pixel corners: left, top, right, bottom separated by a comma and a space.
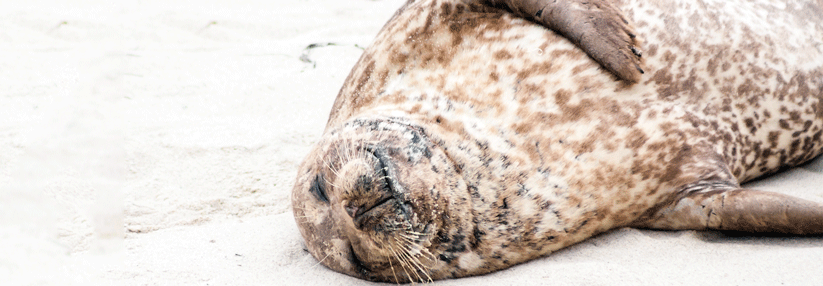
1, 0, 821, 285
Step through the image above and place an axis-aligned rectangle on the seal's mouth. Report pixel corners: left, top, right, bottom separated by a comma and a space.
347, 196, 396, 230
346, 195, 393, 223
343, 146, 407, 230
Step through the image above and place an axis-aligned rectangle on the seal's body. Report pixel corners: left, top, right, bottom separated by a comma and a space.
292, 0, 823, 282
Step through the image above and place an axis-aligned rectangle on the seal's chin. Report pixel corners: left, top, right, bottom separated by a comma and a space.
292, 119, 451, 283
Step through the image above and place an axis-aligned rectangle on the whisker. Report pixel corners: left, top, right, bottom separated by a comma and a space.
403, 229, 430, 236
392, 242, 415, 283
321, 156, 341, 178
395, 237, 423, 282
313, 252, 332, 268
394, 238, 425, 283
386, 244, 401, 284
395, 236, 435, 280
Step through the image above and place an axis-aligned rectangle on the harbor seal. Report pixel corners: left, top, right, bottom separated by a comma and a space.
291, 0, 823, 283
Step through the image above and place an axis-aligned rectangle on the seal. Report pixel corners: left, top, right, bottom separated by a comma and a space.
292, 0, 823, 283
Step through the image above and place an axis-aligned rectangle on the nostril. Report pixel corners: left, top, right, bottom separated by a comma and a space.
344, 202, 360, 218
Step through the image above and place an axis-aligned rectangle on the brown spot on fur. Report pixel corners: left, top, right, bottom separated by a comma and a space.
626, 129, 648, 149
495, 50, 513, 60
490, 71, 500, 81
554, 89, 571, 105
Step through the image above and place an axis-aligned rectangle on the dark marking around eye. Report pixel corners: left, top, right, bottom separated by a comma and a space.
310, 174, 329, 203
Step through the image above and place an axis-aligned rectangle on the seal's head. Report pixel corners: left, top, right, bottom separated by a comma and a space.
291, 117, 471, 283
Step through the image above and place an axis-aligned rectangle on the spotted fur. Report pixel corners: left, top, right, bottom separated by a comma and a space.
292, 0, 823, 283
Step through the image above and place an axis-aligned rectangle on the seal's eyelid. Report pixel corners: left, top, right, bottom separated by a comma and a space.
310, 174, 330, 203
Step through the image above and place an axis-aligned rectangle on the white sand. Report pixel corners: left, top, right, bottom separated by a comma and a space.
1, 0, 821, 285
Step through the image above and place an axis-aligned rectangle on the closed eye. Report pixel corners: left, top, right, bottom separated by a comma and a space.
310, 174, 329, 203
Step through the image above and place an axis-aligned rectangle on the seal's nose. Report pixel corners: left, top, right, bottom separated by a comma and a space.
343, 201, 360, 219
344, 194, 394, 220
333, 151, 396, 230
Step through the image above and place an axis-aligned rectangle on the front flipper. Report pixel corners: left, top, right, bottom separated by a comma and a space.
480, 0, 645, 82
635, 187, 823, 235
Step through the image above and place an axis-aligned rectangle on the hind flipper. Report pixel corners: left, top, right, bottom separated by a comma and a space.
635, 188, 823, 235
481, 0, 644, 82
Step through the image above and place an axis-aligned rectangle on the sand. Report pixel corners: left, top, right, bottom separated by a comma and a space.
1, 0, 821, 285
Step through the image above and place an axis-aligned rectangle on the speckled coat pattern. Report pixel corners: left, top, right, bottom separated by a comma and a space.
293, 0, 823, 282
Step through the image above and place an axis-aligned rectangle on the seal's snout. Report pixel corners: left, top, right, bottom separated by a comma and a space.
333, 149, 398, 230
343, 196, 394, 229
293, 119, 464, 282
